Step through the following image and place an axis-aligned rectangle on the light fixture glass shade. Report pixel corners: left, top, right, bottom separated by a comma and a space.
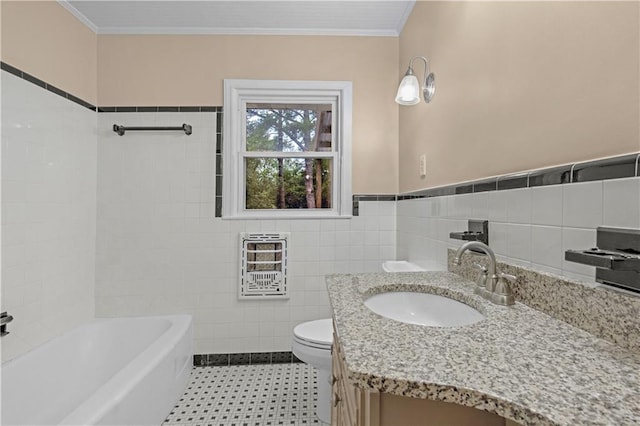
395, 74, 421, 105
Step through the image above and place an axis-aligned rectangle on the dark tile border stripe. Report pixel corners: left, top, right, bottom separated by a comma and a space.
455, 184, 473, 194
2, 61, 97, 111
571, 154, 638, 183
529, 165, 572, 188
398, 152, 640, 200
473, 179, 497, 193
353, 195, 397, 202
351, 194, 398, 216
1, 63, 223, 115
194, 351, 303, 366
215, 110, 224, 217
497, 174, 529, 191
97, 106, 221, 113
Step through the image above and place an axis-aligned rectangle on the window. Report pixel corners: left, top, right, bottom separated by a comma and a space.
223, 80, 352, 218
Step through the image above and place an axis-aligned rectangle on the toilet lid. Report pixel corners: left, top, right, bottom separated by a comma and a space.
293, 319, 333, 347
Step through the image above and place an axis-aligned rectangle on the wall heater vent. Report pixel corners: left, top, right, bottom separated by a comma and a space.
239, 233, 289, 299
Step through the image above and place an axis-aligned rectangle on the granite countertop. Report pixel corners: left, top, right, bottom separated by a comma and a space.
326, 271, 640, 426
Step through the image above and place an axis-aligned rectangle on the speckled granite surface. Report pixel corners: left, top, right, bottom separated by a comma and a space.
327, 271, 640, 426
447, 249, 640, 353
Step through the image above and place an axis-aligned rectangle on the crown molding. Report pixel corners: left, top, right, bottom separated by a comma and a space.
96, 26, 400, 37
57, 0, 98, 34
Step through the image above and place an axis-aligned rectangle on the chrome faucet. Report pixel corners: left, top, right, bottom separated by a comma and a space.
453, 241, 516, 306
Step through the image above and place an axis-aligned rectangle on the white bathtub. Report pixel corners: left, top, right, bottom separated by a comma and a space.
1, 314, 192, 426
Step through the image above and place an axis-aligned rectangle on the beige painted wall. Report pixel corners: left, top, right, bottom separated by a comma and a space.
0, 1, 97, 105
399, 1, 640, 192
98, 35, 400, 194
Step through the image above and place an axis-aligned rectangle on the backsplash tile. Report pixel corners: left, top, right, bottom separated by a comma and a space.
530, 226, 563, 270
530, 185, 563, 226
603, 178, 640, 228
505, 188, 532, 223
469, 192, 490, 219
398, 173, 640, 290
488, 222, 508, 257
487, 190, 509, 222
562, 181, 604, 228
506, 223, 532, 264
448, 249, 640, 353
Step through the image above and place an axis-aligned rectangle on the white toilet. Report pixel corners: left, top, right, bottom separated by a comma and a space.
292, 318, 333, 424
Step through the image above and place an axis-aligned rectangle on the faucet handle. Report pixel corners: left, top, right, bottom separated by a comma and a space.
492, 272, 516, 306
498, 272, 517, 283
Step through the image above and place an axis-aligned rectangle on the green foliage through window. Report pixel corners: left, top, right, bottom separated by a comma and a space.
245, 104, 333, 209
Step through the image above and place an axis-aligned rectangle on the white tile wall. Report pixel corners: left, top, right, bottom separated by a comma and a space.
397, 177, 640, 288
95, 112, 395, 354
603, 178, 640, 229
531, 185, 563, 226
506, 188, 532, 224
506, 223, 532, 265
530, 225, 563, 271
562, 181, 604, 228
1, 71, 97, 362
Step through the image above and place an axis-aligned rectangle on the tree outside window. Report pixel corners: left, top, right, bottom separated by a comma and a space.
245, 104, 332, 210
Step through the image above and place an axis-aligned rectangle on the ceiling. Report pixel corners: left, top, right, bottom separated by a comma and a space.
60, 1, 416, 36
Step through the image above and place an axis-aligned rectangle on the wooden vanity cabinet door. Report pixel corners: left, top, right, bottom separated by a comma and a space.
332, 331, 361, 426
331, 341, 339, 425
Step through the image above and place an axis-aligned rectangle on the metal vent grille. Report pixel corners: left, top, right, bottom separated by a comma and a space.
240, 233, 289, 299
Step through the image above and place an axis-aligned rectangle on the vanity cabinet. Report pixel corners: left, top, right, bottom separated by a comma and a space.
331, 330, 518, 426
331, 330, 362, 425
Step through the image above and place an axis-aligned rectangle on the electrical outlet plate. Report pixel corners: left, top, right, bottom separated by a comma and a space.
419, 154, 427, 177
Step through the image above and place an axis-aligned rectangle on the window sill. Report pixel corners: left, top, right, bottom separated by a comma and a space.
222, 214, 353, 220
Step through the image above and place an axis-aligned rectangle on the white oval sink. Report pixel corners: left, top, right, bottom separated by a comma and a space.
364, 292, 485, 327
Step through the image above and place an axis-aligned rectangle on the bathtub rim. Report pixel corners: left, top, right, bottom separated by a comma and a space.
60, 313, 192, 425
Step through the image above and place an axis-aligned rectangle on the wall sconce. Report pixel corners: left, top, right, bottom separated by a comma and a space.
395, 56, 435, 105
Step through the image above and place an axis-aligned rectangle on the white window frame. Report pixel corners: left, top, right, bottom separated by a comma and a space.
223, 79, 352, 219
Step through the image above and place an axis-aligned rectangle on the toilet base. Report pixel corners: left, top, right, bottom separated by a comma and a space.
291, 319, 333, 424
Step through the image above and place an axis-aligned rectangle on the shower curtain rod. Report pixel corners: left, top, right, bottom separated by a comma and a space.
113, 123, 192, 136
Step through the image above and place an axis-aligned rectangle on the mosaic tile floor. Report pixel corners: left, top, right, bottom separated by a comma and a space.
163, 363, 325, 426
